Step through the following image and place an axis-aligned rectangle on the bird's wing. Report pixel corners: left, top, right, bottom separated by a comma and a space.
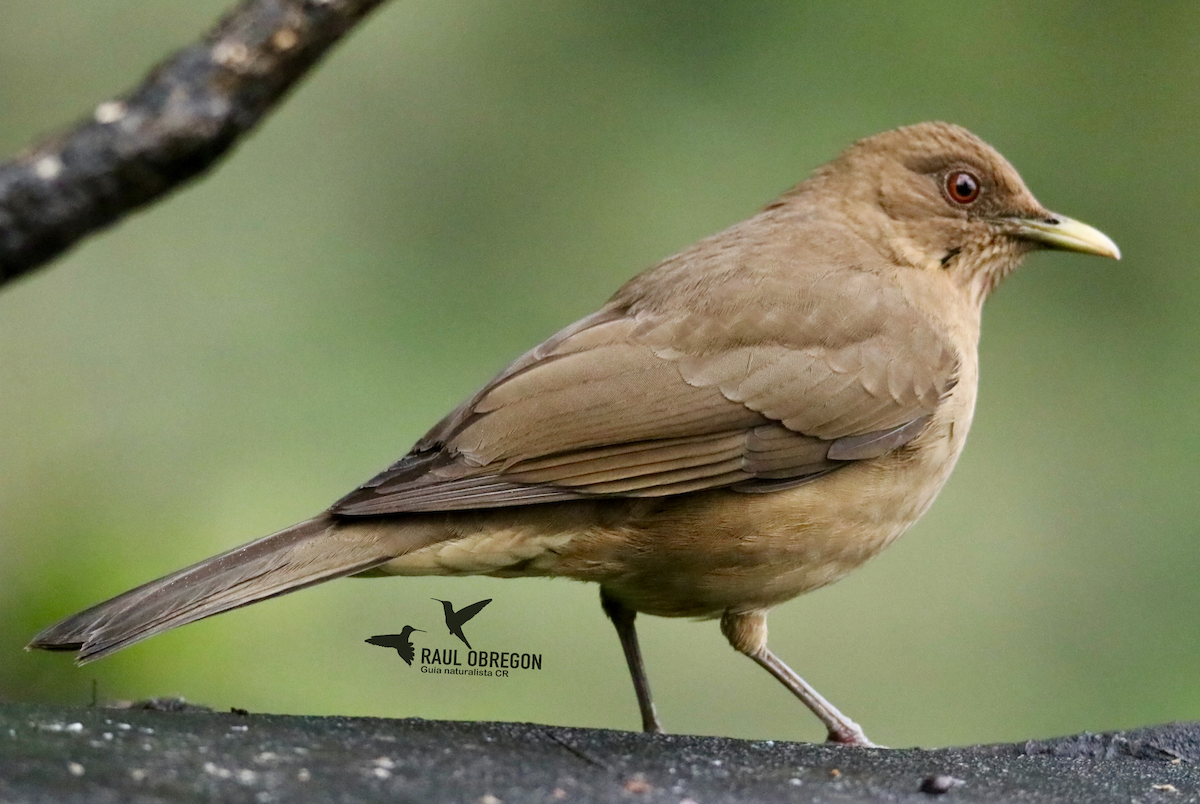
334, 255, 959, 515
454, 598, 492, 623
365, 635, 406, 648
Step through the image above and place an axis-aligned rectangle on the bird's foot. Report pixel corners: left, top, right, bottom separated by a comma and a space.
641, 702, 664, 734
825, 726, 882, 748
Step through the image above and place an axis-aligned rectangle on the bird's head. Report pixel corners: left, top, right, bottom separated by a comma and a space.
795, 121, 1119, 302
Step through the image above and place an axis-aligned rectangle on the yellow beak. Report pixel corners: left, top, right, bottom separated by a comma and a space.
1008, 214, 1121, 260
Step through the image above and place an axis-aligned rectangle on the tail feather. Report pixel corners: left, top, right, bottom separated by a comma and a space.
28, 514, 408, 664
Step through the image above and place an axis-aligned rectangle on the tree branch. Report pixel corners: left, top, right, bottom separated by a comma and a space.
0, 0, 390, 286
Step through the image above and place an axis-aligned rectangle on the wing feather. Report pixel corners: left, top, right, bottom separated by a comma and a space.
333, 235, 960, 516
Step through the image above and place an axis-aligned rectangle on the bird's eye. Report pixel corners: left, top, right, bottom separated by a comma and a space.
944, 171, 981, 205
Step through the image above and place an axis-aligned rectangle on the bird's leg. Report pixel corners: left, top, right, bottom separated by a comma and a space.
600, 588, 663, 734
720, 610, 876, 747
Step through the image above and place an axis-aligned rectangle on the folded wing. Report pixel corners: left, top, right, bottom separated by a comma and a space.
335, 257, 959, 515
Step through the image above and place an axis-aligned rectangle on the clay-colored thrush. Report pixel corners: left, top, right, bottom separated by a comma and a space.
29, 122, 1119, 746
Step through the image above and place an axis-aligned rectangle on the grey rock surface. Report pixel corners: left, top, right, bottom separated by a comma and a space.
0, 701, 1197, 803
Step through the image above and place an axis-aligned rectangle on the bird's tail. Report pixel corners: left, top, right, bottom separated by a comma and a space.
28, 514, 417, 664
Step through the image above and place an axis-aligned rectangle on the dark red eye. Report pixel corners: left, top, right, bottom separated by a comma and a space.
945, 171, 981, 205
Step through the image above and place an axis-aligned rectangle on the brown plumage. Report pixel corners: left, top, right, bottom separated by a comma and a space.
29, 122, 1119, 746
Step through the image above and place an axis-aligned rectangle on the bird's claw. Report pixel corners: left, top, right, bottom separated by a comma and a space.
826, 729, 883, 748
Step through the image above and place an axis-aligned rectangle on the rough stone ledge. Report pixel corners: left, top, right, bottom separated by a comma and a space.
0, 701, 1197, 803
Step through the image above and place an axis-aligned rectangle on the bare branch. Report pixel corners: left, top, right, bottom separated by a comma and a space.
0, 0, 391, 286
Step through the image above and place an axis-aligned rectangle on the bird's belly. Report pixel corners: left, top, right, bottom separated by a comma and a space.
562, 383, 978, 617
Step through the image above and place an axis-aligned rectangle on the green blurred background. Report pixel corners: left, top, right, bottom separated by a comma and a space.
0, 1, 1196, 749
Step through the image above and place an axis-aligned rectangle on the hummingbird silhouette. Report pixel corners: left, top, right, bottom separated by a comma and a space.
365, 626, 424, 665
432, 598, 491, 649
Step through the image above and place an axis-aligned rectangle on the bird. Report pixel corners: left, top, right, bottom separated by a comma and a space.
27, 122, 1119, 747
365, 627, 424, 665
432, 598, 492, 650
